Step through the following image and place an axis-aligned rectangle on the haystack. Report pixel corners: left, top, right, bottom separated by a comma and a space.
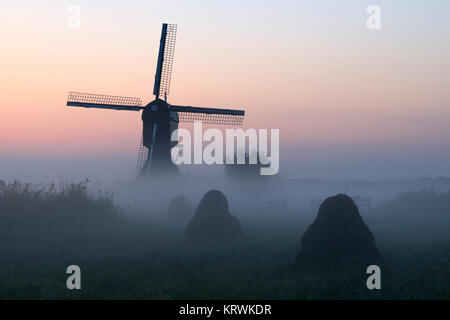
298, 194, 380, 266
168, 194, 193, 226
186, 190, 243, 238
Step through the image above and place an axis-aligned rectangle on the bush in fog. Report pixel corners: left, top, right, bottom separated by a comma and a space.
224, 149, 269, 182
375, 189, 450, 220
0, 180, 119, 228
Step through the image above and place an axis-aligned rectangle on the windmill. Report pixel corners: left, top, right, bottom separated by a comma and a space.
66, 23, 245, 179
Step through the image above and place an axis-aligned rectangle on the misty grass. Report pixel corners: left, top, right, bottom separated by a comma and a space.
0, 183, 449, 299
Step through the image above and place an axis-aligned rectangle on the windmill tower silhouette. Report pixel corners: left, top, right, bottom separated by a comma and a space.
66, 23, 245, 179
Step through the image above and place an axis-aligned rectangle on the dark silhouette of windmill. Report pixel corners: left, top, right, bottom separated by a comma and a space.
66, 23, 245, 179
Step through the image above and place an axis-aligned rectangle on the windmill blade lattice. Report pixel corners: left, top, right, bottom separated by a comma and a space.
136, 134, 149, 177
67, 92, 143, 111
169, 105, 245, 125
174, 112, 244, 125
154, 24, 177, 100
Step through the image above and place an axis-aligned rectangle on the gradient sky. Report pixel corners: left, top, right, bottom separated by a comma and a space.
1, 0, 450, 182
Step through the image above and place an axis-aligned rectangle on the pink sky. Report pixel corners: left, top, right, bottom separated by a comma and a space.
1, 1, 450, 181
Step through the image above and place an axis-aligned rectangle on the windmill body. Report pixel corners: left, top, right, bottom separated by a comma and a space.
66, 23, 245, 180
141, 99, 179, 178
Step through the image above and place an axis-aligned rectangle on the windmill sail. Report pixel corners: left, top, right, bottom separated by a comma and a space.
135, 134, 149, 177
169, 105, 245, 125
153, 23, 177, 100
67, 92, 143, 111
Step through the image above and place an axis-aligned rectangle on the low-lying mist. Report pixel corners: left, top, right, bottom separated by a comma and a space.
0, 172, 449, 299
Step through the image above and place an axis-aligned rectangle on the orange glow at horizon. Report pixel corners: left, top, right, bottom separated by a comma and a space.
1, 1, 450, 161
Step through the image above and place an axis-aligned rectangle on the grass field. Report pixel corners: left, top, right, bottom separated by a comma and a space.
0, 183, 449, 299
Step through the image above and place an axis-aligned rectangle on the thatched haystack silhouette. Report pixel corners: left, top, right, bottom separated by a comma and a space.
168, 194, 193, 226
298, 194, 380, 266
186, 190, 243, 238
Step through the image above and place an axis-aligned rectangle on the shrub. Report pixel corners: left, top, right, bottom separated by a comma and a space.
0, 179, 119, 230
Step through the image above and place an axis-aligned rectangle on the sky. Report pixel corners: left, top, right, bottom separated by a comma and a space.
1, 0, 450, 183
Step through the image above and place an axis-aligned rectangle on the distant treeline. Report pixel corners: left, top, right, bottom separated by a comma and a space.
1, 180, 449, 230
374, 188, 450, 220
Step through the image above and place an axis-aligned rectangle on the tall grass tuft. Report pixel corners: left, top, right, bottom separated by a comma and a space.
0, 179, 119, 231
